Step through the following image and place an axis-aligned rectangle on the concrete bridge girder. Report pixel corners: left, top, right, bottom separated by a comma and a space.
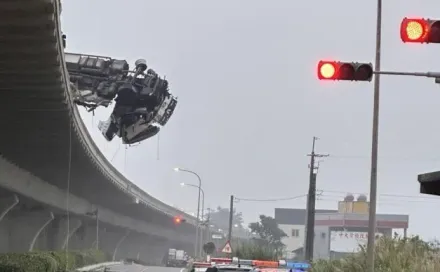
0, 156, 195, 244
0, 202, 195, 264
0, 160, 197, 257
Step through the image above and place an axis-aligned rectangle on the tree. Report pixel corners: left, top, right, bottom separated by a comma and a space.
208, 206, 244, 230
249, 215, 287, 256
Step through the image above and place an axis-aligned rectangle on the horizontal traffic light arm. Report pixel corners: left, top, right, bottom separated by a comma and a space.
373, 70, 440, 78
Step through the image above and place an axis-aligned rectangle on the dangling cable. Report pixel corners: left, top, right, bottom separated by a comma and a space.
65, 120, 72, 270
124, 145, 127, 172
156, 132, 160, 160
110, 143, 121, 162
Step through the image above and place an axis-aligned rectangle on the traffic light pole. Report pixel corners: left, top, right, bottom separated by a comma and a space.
367, 0, 382, 270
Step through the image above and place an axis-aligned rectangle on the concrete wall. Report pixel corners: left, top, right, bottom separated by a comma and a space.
0, 156, 196, 244
0, 156, 196, 262
0, 207, 193, 264
278, 223, 330, 260
313, 225, 330, 259
279, 223, 305, 252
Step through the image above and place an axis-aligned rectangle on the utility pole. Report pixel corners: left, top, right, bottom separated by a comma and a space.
304, 137, 328, 262
227, 195, 234, 242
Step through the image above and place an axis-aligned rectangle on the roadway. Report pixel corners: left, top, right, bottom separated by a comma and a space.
94, 264, 183, 272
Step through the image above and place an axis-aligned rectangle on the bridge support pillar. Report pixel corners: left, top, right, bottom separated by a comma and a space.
112, 230, 130, 261
137, 236, 171, 265
29, 212, 54, 251
46, 215, 83, 251
0, 194, 19, 223
62, 219, 82, 250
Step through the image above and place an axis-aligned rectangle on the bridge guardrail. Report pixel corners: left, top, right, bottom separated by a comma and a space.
75, 262, 122, 271
52, 0, 197, 226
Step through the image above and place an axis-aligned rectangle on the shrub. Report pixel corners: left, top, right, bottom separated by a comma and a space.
311, 236, 440, 272
0, 252, 57, 272
0, 249, 108, 272
48, 251, 77, 271
233, 241, 280, 260
78, 249, 107, 266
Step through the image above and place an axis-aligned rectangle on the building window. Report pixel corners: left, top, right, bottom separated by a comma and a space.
291, 229, 300, 237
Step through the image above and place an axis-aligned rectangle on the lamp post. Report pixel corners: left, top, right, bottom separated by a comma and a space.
180, 182, 205, 257
174, 167, 202, 259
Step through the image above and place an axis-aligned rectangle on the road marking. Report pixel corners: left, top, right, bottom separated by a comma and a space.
180, 268, 186, 272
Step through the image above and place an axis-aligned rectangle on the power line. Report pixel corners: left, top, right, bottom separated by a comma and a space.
317, 196, 440, 206
318, 195, 440, 205
320, 189, 440, 200
235, 194, 308, 202
233, 189, 439, 204
326, 154, 440, 162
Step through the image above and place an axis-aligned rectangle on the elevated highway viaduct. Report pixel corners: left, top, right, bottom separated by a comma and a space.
0, 0, 208, 263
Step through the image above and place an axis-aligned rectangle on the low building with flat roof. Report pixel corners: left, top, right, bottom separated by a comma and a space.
275, 194, 409, 260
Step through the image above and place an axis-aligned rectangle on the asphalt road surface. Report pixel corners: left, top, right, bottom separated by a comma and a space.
104, 264, 185, 272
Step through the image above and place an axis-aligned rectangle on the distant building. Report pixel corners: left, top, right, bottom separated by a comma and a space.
275, 194, 409, 260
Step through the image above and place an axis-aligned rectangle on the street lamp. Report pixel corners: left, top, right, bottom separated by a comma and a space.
174, 167, 203, 258
180, 182, 206, 257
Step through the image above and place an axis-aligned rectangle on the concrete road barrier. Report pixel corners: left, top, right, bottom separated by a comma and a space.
76, 262, 123, 271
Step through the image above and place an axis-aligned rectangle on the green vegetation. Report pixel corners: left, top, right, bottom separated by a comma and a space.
234, 241, 280, 260
227, 214, 287, 260
231, 233, 440, 272
0, 249, 107, 272
248, 214, 287, 258
312, 236, 440, 272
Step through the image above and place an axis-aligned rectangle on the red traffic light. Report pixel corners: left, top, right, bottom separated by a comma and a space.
173, 216, 186, 224
318, 61, 337, 80
317, 61, 373, 81
400, 18, 440, 43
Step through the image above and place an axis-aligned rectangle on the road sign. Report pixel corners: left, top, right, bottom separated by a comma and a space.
221, 241, 232, 254
211, 234, 223, 239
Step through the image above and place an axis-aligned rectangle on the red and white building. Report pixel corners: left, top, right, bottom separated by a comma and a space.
275, 194, 409, 260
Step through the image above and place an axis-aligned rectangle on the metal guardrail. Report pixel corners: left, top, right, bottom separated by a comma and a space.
76, 262, 150, 272
75, 262, 122, 271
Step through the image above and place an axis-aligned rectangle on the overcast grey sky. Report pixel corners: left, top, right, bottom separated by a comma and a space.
62, 0, 440, 239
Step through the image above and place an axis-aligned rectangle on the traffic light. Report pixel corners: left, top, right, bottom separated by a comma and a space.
317, 61, 373, 81
400, 18, 440, 43
173, 216, 186, 224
